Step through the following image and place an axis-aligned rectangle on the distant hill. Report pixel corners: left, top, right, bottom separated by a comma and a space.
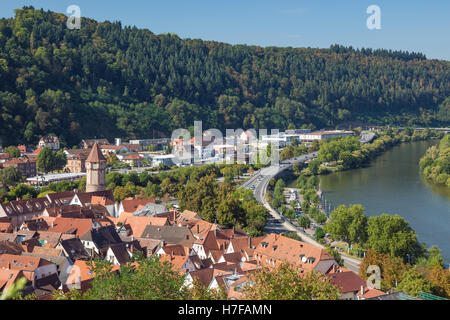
0, 6, 449, 147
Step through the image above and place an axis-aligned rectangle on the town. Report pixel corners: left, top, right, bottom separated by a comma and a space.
0, 128, 445, 300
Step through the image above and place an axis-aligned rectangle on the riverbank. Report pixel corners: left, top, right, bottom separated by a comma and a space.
420, 134, 450, 188
302, 129, 444, 177
319, 140, 450, 263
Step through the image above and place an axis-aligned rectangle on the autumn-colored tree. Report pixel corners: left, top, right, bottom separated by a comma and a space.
186, 278, 228, 300
359, 249, 409, 291
242, 263, 339, 300
396, 269, 433, 297
427, 266, 450, 298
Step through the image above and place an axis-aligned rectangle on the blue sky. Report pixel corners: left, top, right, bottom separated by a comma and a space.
1, 0, 449, 60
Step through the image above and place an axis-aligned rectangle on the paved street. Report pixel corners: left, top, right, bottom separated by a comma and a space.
242, 150, 362, 273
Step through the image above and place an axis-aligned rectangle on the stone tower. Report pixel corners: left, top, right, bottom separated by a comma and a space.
85, 143, 107, 192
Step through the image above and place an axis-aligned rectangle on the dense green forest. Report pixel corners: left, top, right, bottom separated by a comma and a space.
1, 7, 449, 147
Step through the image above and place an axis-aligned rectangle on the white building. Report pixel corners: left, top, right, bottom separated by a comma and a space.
150, 154, 176, 167
299, 130, 354, 142
38, 136, 60, 150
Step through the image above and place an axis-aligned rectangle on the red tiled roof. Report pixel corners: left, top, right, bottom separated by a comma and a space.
124, 216, 168, 237
120, 198, 156, 213
48, 217, 92, 238
252, 233, 334, 271
326, 269, 367, 294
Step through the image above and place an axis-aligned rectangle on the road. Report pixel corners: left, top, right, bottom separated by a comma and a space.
243, 150, 362, 273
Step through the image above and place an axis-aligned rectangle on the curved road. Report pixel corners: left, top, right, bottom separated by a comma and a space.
247, 151, 362, 273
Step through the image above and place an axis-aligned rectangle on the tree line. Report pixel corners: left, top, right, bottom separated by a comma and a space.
420, 134, 450, 187
0, 7, 449, 148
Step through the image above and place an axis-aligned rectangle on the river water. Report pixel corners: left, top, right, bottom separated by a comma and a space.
318, 140, 450, 263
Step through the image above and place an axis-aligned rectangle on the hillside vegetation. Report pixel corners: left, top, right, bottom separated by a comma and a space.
420, 134, 450, 187
1, 7, 449, 147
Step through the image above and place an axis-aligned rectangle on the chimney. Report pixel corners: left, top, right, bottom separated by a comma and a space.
196, 224, 199, 234
361, 285, 364, 295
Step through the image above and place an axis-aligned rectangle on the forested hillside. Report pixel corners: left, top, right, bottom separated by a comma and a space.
1, 7, 449, 147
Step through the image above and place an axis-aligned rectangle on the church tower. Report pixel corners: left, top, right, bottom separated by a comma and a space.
85, 143, 107, 192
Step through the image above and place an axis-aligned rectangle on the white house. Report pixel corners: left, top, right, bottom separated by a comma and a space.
38, 136, 60, 150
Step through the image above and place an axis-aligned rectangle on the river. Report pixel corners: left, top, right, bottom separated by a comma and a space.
318, 140, 450, 263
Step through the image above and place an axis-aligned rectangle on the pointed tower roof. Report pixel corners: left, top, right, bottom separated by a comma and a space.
86, 143, 106, 162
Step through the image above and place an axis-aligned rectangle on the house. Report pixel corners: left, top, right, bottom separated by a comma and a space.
0, 241, 24, 255
326, 266, 368, 300
38, 136, 60, 150
132, 238, 163, 257
48, 217, 93, 238
121, 216, 169, 238
215, 227, 248, 252
69, 190, 116, 217
35, 231, 63, 248
160, 254, 196, 273
45, 191, 77, 205
0, 269, 27, 294
177, 210, 201, 223
0, 153, 10, 163
57, 238, 91, 263
1, 156, 36, 178
184, 268, 215, 289
0, 254, 57, 287
63, 259, 120, 292
217, 252, 246, 265
184, 220, 220, 259
122, 153, 144, 167
43, 205, 87, 219
18, 217, 49, 232
252, 233, 337, 273
65, 152, 88, 173
21, 251, 71, 284
105, 243, 131, 265
80, 225, 122, 257
356, 286, 387, 300
140, 225, 195, 248
156, 244, 191, 257
225, 237, 254, 262
227, 275, 251, 300
0, 219, 13, 233
0, 197, 50, 227
32, 246, 64, 257
129, 202, 169, 217
117, 198, 156, 217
